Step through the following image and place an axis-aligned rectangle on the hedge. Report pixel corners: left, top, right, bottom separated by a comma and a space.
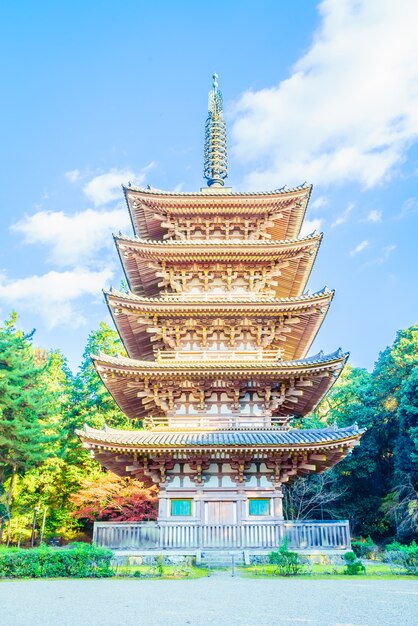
0, 543, 113, 578
351, 537, 378, 559
383, 541, 418, 575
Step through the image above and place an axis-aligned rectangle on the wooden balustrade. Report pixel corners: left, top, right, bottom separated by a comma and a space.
93, 520, 351, 551
156, 349, 283, 362
143, 415, 287, 429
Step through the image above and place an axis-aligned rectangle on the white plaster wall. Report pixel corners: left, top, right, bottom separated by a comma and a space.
221, 475, 235, 488
205, 475, 219, 487
259, 475, 271, 487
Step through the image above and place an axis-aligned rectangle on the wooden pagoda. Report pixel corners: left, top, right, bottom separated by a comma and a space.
77, 76, 362, 550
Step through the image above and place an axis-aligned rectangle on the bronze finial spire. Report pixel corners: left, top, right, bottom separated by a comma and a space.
204, 73, 228, 187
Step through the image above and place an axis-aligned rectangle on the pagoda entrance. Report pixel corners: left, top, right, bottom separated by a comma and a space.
205, 501, 236, 525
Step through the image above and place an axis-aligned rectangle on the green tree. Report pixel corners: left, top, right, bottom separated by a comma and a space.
72, 322, 131, 431
0, 314, 53, 540
308, 365, 389, 535
9, 322, 135, 543
390, 367, 418, 540
302, 325, 418, 540
8, 348, 97, 542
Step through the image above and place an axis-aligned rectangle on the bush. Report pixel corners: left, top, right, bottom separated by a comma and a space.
343, 551, 366, 575
269, 541, 307, 576
383, 541, 418, 575
352, 537, 378, 559
0, 543, 113, 578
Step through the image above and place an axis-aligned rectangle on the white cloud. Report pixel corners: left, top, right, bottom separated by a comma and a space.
83, 164, 155, 206
362, 244, 396, 267
300, 218, 322, 237
310, 196, 328, 210
7, 165, 161, 330
349, 240, 369, 256
231, 0, 418, 189
383, 244, 396, 255
331, 202, 354, 228
65, 169, 81, 183
364, 209, 382, 223
393, 197, 418, 220
12, 207, 131, 267
0, 268, 113, 328
375, 244, 396, 264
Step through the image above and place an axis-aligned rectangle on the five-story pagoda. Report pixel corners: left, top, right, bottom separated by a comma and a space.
78, 76, 362, 530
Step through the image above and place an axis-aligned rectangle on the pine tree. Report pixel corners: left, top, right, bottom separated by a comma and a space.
0, 313, 53, 539
392, 367, 418, 539
71, 322, 132, 431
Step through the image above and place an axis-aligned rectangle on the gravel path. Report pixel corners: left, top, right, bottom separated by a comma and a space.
0, 577, 417, 626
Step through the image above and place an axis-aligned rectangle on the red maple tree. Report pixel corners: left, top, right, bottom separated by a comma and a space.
70, 473, 158, 522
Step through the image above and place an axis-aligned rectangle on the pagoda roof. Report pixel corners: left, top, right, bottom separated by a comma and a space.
115, 232, 322, 299
92, 349, 347, 420
105, 287, 334, 361
77, 422, 363, 480
123, 183, 312, 241
105, 285, 332, 306
77, 423, 362, 451
94, 347, 346, 371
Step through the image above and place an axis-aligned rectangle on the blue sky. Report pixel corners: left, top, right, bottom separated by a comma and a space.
0, 0, 417, 372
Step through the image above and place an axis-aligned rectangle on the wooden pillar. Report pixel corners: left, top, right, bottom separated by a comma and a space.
238, 490, 246, 523
158, 489, 169, 520
195, 490, 204, 523
273, 486, 284, 520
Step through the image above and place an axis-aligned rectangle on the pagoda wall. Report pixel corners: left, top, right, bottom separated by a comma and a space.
157, 263, 280, 296
157, 462, 284, 524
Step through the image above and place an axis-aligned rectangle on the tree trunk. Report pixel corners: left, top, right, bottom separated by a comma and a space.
6, 519, 12, 547
40, 507, 48, 544
6, 466, 16, 506
0, 467, 16, 544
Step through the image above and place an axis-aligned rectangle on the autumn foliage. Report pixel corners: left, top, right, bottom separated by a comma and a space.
70, 473, 158, 523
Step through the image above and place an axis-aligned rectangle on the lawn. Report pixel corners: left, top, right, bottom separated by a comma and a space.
242, 561, 414, 579
111, 563, 209, 579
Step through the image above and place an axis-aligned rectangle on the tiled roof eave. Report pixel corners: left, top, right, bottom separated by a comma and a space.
92, 349, 348, 373
123, 182, 312, 198
115, 231, 321, 249
104, 286, 334, 309
76, 424, 363, 451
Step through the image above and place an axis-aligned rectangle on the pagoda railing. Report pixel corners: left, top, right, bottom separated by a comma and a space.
155, 349, 284, 362
93, 520, 351, 552
160, 293, 276, 302
143, 415, 288, 429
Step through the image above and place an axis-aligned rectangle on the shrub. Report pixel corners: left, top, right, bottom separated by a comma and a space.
70, 474, 158, 524
269, 541, 307, 576
383, 541, 418, 575
352, 537, 378, 559
0, 543, 113, 578
343, 551, 366, 575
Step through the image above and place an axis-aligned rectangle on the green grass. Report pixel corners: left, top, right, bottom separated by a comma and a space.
242, 562, 414, 579
112, 564, 209, 579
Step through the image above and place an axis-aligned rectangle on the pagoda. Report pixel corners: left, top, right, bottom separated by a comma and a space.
77, 75, 362, 536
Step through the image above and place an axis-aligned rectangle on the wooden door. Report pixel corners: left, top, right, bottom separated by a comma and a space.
206, 501, 236, 524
